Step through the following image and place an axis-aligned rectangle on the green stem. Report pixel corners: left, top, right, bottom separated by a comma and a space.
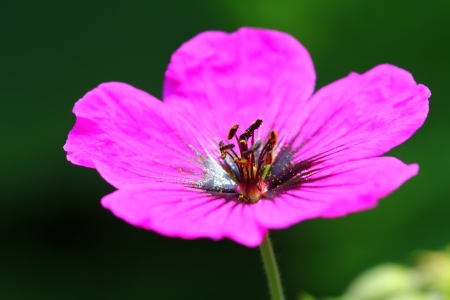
259, 234, 284, 300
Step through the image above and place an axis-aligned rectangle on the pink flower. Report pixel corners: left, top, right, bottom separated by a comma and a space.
64, 28, 430, 247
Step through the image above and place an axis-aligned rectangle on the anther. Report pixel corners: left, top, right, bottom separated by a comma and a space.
228, 124, 239, 140
269, 130, 278, 144
243, 140, 261, 156
219, 143, 235, 151
239, 133, 249, 142
239, 119, 264, 141
219, 140, 235, 159
264, 130, 278, 152
249, 119, 263, 131
234, 157, 249, 166
239, 139, 248, 153
265, 152, 273, 165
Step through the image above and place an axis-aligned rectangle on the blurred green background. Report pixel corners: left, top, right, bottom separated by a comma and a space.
1, 1, 449, 299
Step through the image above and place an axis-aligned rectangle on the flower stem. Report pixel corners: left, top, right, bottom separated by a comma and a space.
259, 234, 284, 300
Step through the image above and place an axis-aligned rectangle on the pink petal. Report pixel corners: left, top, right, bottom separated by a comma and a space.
101, 156, 416, 247
64, 82, 218, 188
163, 27, 316, 142
291, 64, 430, 166
251, 157, 418, 229
101, 181, 266, 247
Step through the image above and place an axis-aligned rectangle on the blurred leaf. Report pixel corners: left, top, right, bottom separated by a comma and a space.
297, 292, 318, 300
415, 246, 450, 295
343, 264, 415, 300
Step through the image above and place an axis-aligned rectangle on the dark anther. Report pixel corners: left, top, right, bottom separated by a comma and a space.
219, 143, 235, 151
264, 130, 278, 152
249, 119, 263, 131
219, 140, 235, 159
264, 142, 275, 153
228, 124, 239, 140
239, 119, 264, 141
269, 130, 278, 144
243, 140, 261, 156
265, 152, 273, 165
239, 139, 249, 154
239, 132, 250, 142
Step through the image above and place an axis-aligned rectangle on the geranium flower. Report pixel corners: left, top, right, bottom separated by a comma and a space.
64, 28, 429, 247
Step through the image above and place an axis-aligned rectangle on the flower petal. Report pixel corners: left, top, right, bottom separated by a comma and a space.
252, 157, 418, 228
64, 82, 218, 188
163, 27, 316, 141
101, 156, 416, 247
291, 64, 430, 165
101, 181, 266, 247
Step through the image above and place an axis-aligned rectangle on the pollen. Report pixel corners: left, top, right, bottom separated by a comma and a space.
218, 120, 278, 204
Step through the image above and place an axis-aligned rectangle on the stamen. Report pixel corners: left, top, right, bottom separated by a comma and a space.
219, 141, 236, 159
239, 133, 249, 142
239, 139, 249, 155
227, 124, 239, 140
269, 130, 278, 143
239, 119, 263, 141
249, 119, 263, 131
234, 157, 249, 166
217, 120, 277, 204
219, 142, 235, 151
265, 152, 273, 165
264, 130, 278, 153
243, 140, 261, 156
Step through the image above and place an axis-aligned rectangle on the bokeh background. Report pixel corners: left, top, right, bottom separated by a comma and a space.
1, 1, 449, 299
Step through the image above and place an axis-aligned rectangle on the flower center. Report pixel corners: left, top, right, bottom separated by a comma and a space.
219, 120, 278, 204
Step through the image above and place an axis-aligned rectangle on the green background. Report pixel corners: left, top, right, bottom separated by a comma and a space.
1, 1, 449, 299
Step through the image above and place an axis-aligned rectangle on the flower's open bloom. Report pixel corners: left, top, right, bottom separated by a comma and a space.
64, 28, 430, 247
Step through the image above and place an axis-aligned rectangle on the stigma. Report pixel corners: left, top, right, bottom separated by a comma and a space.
218, 120, 278, 204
